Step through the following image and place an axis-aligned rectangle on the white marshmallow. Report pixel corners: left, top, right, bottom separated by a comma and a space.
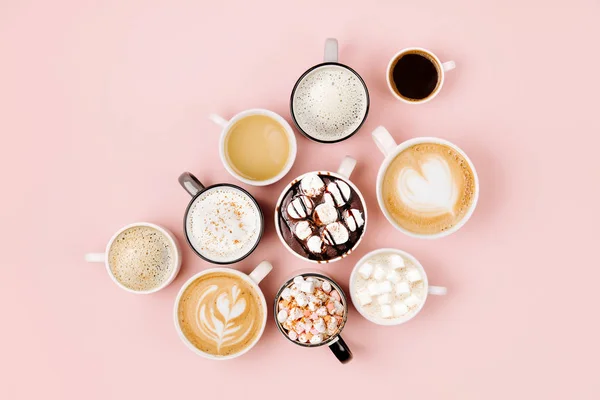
295, 293, 308, 307
358, 262, 374, 279
356, 289, 372, 306
277, 310, 288, 323
406, 268, 422, 282
313, 318, 326, 333
314, 203, 338, 226
308, 302, 317, 312
306, 236, 323, 253
300, 280, 315, 294
322, 222, 349, 245
389, 254, 405, 269
300, 174, 325, 197
321, 281, 332, 293
393, 302, 409, 317
373, 266, 386, 281
310, 334, 324, 344
386, 270, 401, 283
380, 304, 393, 318
280, 287, 293, 300
294, 220, 313, 240
316, 306, 328, 317
395, 281, 411, 295
334, 301, 344, 315
289, 307, 303, 320
367, 281, 381, 296
326, 180, 351, 207
379, 281, 393, 293
404, 294, 420, 307
343, 209, 364, 232
293, 276, 304, 286
288, 330, 298, 341
287, 195, 314, 219
377, 293, 393, 305
298, 333, 309, 343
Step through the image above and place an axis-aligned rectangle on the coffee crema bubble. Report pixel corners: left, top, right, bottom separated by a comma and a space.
186, 187, 261, 263
177, 272, 264, 357
382, 142, 476, 235
292, 65, 368, 142
108, 226, 175, 292
278, 173, 366, 262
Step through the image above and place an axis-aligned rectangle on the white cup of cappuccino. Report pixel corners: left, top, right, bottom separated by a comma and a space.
85, 222, 182, 294
173, 261, 273, 360
373, 126, 479, 239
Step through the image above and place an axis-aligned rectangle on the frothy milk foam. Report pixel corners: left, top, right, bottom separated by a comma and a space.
292, 65, 368, 141
186, 187, 261, 262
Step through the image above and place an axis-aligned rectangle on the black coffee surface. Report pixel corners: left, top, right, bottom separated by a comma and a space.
391, 53, 439, 100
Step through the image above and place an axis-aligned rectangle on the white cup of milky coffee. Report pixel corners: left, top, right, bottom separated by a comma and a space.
350, 248, 447, 326
174, 260, 273, 360
290, 38, 370, 143
372, 126, 479, 239
84, 222, 182, 294
209, 109, 297, 186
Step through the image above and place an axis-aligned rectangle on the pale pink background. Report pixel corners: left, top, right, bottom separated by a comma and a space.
1, 1, 599, 399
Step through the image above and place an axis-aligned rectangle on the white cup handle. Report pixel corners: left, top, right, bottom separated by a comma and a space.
85, 253, 105, 263
209, 113, 229, 128
337, 156, 356, 180
442, 61, 456, 72
372, 126, 397, 158
249, 260, 273, 284
324, 38, 338, 62
428, 285, 447, 295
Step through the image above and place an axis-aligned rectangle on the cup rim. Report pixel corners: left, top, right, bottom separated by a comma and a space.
104, 222, 182, 295
218, 108, 297, 187
273, 271, 348, 347
182, 183, 264, 264
349, 248, 430, 326
173, 268, 268, 360
274, 170, 368, 263
386, 47, 445, 105
376, 136, 479, 239
290, 62, 370, 144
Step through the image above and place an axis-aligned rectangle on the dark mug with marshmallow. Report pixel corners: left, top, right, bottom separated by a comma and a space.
274, 271, 352, 363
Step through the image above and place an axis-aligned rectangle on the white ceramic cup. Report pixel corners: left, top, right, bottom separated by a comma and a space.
84, 222, 182, 294
350, 248, 447, 326
372, 126, 479, 239
173, 260, 273, 360
274, 156, 367, 263
386, 47, 455, 104
209, 109, 297, 186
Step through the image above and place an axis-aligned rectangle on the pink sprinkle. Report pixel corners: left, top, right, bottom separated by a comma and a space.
331, 290, 341, 301
304, 310, 311, 317
326, 302, 335, 312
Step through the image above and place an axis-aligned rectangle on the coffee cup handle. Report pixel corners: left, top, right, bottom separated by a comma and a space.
248, 260, 273, 284
209, 113, 229, 128
337, 156, 356, 179
178, 172, 206, 197
442, 61, 456, 72
372, 126, 398, 158
428, 285, 448, 295
324, 38, 338, 63
84, 253, 105, 263
328, 335, 352, 364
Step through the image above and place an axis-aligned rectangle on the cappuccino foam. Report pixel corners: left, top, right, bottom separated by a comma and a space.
292, 65, 368, 142
186, 187, 261, 263
382, 142, 476, 235
108, 226, 175, 292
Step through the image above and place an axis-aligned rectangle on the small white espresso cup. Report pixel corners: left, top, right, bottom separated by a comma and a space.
173, 261, 272, 360
386, 47, 455, 104
209, 109, 297, 186
350, 248, 447, 326
84, 222, 182, 294
372, 126, 479, 239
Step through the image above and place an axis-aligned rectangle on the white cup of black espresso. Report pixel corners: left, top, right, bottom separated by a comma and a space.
386, 48, 455, 104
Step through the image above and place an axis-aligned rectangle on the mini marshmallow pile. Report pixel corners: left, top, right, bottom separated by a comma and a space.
277, 275, 345, 345
353, 254, 425, 320
287, 174, 364, 254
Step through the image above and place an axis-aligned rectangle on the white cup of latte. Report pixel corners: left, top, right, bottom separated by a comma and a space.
85, 222, 182, 294
372, 126, 479, 238
173, 261, 272, 360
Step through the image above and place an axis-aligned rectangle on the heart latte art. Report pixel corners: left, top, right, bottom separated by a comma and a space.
177, 272, 264, 357
382, 142, 476, 235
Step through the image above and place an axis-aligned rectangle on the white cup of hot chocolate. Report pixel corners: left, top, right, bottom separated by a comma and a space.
174, 261, 272, 360
274, 156, 367, 264
372, 126, 479, 239
84, 222, 182, 294
350, 248, 446, 326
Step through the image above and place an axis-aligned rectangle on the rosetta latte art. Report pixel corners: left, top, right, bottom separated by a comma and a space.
178, 272, 264, 357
